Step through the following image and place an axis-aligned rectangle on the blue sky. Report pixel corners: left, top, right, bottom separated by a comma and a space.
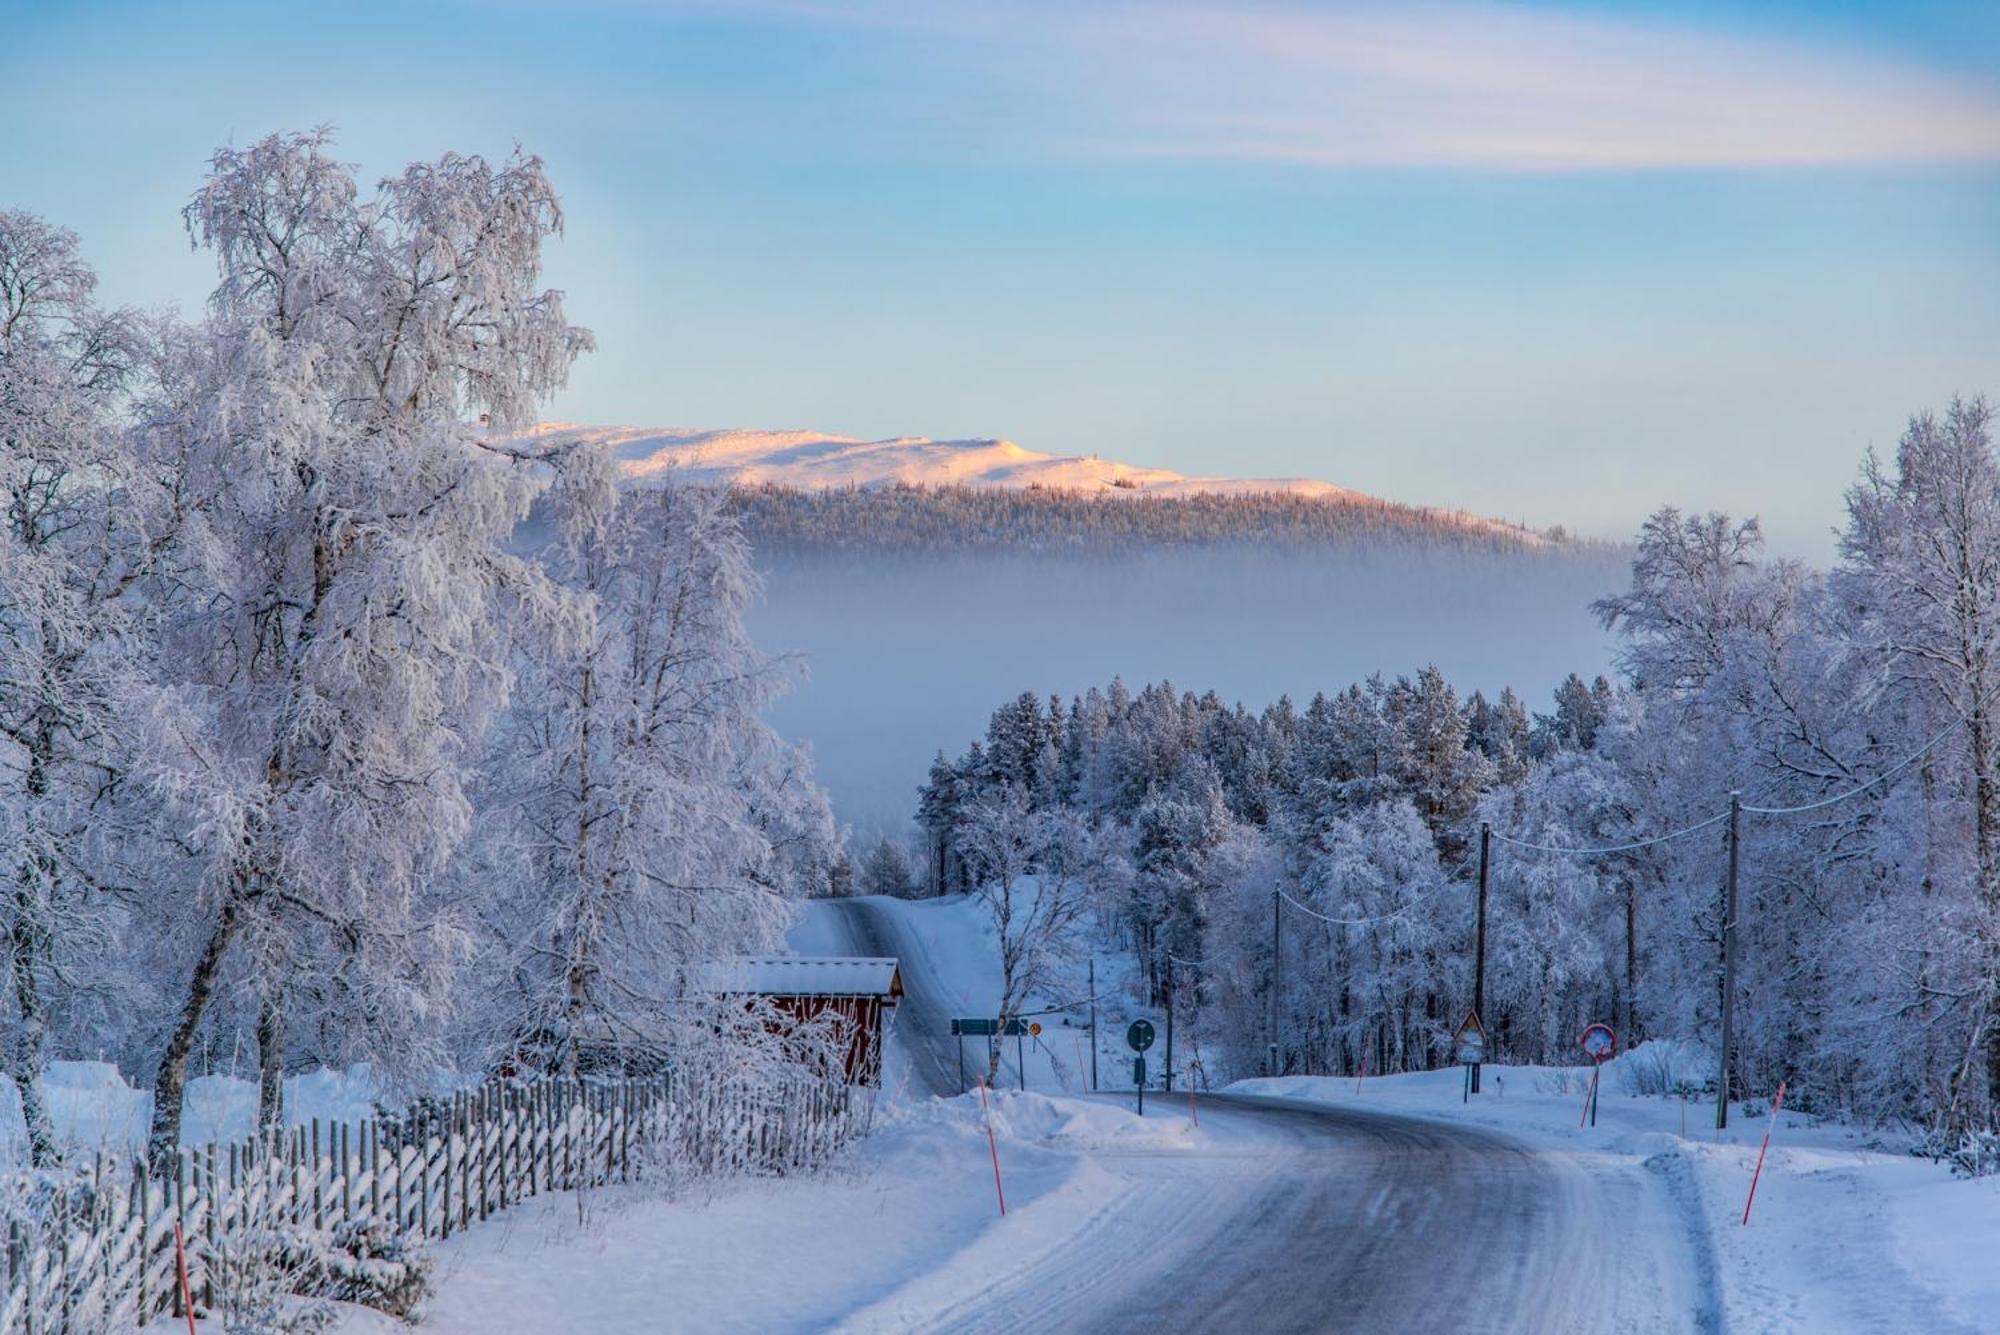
7, 0, 1998, 555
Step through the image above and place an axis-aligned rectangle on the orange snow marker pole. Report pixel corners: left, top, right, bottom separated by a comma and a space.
1355, 1034, 1368, 1096
174, 1220, 199, 1335
1741, 1080, 1788, 1226
1187, 1069, 1200, 1128
976, 1075, 1007, 1217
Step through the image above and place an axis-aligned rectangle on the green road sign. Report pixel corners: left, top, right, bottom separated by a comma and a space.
952, 1018, 1027, 1037
1134, 1055, 1147, 1085
1126, 1019, 1156, 1052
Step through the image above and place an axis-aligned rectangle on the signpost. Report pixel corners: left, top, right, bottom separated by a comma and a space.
952, 1018, 1030, 1094
1127, 1020, 1156, 1114
1453, 1011, 1487, 1103
1578, 1023, 1617, 1127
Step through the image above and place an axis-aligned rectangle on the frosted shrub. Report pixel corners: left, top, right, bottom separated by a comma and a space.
206, 1200, 429, 1332
1533, 1069, 1592, 1096
641, 1000, 869, 1191
1916, 1128, 2000, 1179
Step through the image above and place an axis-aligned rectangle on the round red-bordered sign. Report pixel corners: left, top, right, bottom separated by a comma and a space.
1578, 1023, 1617, 1063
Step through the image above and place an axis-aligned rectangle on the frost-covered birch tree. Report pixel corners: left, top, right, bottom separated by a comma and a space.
465, 454, 834, 1078
0, 211, 148, 1165
140, 130, 590, 1165
957, 789, 1095, 1083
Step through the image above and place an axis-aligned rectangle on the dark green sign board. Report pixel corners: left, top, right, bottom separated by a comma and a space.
1133, 1055, 1147, 1085
952, 1018, 1028, 1037
1126, 1019, 1156, 1052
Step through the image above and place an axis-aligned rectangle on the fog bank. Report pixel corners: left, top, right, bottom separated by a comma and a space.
747, 544, 1628, 834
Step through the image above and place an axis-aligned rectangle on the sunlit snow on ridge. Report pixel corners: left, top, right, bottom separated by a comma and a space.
529, 422, 1547, 547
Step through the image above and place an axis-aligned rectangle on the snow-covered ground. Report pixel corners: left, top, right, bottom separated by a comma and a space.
93, 895, 2000, 1332
1231, 1055, 2000, 1333
0, 1061, 381, 1157
322, 1090, 1201, 1335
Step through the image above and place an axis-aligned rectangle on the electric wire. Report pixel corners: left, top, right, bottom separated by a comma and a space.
1485, 810, 1729, 857
1740, 673, 2000, 816
1485, 673, 2000, 851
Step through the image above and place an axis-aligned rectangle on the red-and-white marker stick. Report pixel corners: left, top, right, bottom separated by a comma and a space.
1741, 1079, 1788, 1226
1187, 1072, 1200, 1128
1355, 1035, 1369, 1096
976, 1075, 1007, 1217
174, 1220, 199, 1335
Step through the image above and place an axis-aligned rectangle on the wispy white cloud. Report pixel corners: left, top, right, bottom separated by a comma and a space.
661, 0, 2000, 170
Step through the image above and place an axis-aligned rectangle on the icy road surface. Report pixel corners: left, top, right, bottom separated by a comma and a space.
809, 899, 1709, 1334
834, 1091, 1706, 1334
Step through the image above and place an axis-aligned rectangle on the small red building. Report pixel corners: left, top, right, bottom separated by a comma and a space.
707, 956, 903, 1087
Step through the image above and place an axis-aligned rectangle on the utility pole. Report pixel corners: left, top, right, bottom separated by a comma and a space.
1473, 821, 1490, 1095
1164, 956, 1175, 1094
1088, 957, 1098, 1092
1269, 888, 1282, 1077
1718, 791, 1741, 1131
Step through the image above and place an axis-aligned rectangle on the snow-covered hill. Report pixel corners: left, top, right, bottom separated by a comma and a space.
527, 422, 1544, 546
532, 422, 1357, 497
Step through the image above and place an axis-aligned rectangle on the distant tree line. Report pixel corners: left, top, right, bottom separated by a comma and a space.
726, 481, 1579, 556
914, 396, 2000, 1158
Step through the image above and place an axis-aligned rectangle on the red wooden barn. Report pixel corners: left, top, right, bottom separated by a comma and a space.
707, 956, 903, 1087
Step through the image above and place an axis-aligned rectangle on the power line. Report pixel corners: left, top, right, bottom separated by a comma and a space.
1275, 887, 1412, 927
1486, 810, 1729, 857
1487, 674, 2000, 850
1741, 674, 2000, 816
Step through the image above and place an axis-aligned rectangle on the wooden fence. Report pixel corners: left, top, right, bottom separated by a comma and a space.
1, 1072, 861, 1334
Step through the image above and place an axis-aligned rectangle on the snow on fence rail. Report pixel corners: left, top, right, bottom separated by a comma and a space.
0, 1072, 864, 1334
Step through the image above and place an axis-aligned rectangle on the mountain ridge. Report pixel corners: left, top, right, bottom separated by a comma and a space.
530, 422, 1556, 548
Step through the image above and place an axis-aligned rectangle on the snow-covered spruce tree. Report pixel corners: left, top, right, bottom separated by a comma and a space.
464, 453, 834, 1081
140, 131, 590, 1166
0, 211, 152, 1166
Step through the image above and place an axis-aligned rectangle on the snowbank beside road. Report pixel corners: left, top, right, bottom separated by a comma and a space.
1228, 1056, 2000, 1333
351, 1088, 1188, 1335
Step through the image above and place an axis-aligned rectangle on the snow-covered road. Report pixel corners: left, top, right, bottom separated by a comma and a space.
836, 1091, 1706, 1334
806, 897, 1709, 1334
804, 897, 962, 1097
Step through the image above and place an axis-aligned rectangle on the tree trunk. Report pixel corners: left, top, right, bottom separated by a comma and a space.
1968, 673, 2000, 1124
148, 892, 244, 1171
7, 879, 59, 1167
1623, 877, 1640, 1042
257, 987, 286, 1138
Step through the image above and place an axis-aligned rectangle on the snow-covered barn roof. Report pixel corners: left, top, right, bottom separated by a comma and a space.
705, 956, 903, 1001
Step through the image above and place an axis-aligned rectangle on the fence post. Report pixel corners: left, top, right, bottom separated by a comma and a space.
392, 1125, 405, 1237
132, 1159, 147, 1323
420, 1123, 432, 1239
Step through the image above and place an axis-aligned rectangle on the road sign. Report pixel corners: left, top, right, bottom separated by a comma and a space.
1579, 1022, 1617, 1063
1126, 1019, 1156, 1052
1133, 1055, 1146, 1084
952, 1018, 1028, 1037
1029, 1022, 1042, 1038
1453, 1010, 1487, 1065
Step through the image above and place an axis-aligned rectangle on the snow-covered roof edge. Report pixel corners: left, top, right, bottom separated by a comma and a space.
705, 956, 903, 999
